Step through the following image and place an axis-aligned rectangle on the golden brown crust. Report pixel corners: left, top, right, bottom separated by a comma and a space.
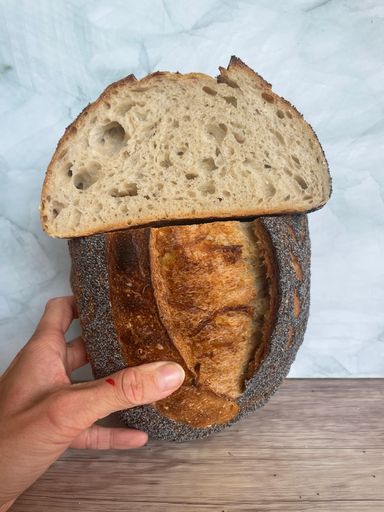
150, 221, 271, 399
40, 56, 331, 238
99, 219, 282, 425
153, 383, 239, 428
106, 226, 240, 428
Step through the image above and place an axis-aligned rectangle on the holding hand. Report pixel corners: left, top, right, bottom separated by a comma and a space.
0, 296, 185, 510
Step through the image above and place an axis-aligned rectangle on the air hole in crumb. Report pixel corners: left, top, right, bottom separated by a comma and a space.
51, 201, 65, 217
243, 158, 256, 168
291, 155, 301, 167
110, 183, 138, 197
309, 140, 314, 149
265, 182, 276, 198
233, 131, 245, 144
262, 92, 274, 103
284, 167, 293, 176
63, 162, 73, 177
58, 149, 68, 159
215, 147, 221, 157
202, 86, 217, 96
160, 156, 172, 168
185, 173, 199, 180
89, 121, 126, 155
73, 163, 101, 191
42, 215, 48, 222
294, 175, 308, 190
264, 164, 271, 169
207, 123, 228, 145
271, 129, 285, 145
105, 102, 111, 109
286, 111, 293, 119
223, 190, 231, 197
117, 101, 145, 115
223, 96, 237, 107
188, 190, 197, 198
284, 195, 291, 201
316, 157, 320, 163
276, 110, 285, 119
202, 157, 218, 171
199, 181, 216, 195
183, 115, 191, 122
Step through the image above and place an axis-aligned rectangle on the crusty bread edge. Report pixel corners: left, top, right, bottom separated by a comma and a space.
41, 57, 331, 238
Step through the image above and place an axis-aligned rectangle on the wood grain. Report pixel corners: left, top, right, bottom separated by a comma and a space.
12, 379, 384, 511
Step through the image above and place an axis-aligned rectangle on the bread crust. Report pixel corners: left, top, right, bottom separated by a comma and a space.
68, 214, 310, 441
41, 57, 331, 238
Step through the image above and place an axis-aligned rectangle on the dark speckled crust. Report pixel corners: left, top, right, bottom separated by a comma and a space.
68, 214, 310, 442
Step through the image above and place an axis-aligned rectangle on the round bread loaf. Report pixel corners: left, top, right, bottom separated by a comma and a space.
69, 214, 310, 441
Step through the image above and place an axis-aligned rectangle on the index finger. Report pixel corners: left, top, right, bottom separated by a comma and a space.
32, 296, 78, 340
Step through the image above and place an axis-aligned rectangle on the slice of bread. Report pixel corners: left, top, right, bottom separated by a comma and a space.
68, 214, 310, 441
41, 56, 330, 238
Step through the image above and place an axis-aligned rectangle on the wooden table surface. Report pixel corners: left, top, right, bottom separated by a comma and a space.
12, 379, 384, 511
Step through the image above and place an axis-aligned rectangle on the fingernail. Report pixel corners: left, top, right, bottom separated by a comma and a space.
155, 363, 185, 391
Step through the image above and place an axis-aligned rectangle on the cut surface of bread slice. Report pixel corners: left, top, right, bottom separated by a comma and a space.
69, 214, 310, 441
41, 57, 330, 238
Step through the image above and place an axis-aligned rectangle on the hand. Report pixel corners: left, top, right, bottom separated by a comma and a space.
0, 296, 185, 510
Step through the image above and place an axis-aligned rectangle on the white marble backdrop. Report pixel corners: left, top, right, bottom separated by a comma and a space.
0, 0, 383, 377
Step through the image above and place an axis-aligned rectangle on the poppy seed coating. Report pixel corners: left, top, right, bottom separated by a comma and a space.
68, 214, 310, 442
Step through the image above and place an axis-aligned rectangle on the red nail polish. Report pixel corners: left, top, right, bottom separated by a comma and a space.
105, 378, 115, 386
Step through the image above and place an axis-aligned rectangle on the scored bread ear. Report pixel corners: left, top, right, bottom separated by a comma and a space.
218, 55, 273, 91
68, 214, 310, 441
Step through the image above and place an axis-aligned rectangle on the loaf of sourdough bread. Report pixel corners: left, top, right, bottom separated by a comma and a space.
69, 214, 310, 441
41, 57, 330, 238
40, 57, 329, 441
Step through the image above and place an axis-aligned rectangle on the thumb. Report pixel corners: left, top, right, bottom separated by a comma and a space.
47, 361, 185, 435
